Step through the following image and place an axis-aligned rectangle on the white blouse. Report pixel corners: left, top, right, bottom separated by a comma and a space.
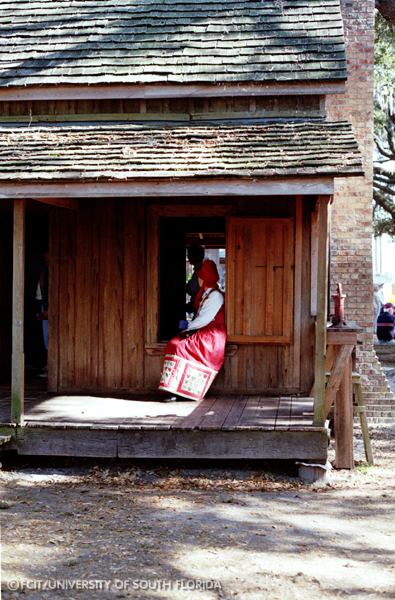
187, 288, 224, 331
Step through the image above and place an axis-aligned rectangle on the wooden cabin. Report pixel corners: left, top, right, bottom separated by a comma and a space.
0, 0, 365, 467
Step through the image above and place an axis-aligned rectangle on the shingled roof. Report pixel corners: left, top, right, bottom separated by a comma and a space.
0, 121, 362, 182
0, 0, 347, 87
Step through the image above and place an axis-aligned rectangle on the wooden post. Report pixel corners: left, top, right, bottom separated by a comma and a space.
326, 329, 359, 469
11, 199, 25, 425
353, 376, 374, 466
334, 352, 354, 468
313, 196, 330, 426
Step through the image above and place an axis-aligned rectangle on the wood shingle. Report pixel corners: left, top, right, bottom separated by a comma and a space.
0, 121, 362, 181
0, 0, 347, 87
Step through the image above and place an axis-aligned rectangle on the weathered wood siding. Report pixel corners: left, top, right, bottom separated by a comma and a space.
0, 96, 322, 122
49, 197, 315, 395
49, 200, 145, 391
0, 209, 12, 381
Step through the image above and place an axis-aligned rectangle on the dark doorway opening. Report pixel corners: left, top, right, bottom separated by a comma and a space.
0, 205, 49, 384
159, 217, 226, 341
25, 210, 49, 373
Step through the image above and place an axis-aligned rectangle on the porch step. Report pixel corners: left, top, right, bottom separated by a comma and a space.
374, 344, 395, 362
366, 410, 395, 418
364, 416, 395, 424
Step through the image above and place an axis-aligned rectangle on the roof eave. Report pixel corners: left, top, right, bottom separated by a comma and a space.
0, 80, 347, 101
0, 173, 364, 200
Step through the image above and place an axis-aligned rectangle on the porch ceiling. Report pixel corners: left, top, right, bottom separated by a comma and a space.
0, 120, 363, 183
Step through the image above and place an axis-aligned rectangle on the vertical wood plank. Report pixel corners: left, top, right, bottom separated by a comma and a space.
265, 221, 276, 336
310, 210, 318, 317
146, 207, 160, 344
313, 196, 330, 425
334, 354, 354, 469
242, 221, 252, 335
58, 211, 77, 389
123, 202, 145, 389
292, 197, 303, 387
11, 199, 25, 425
300, 201, 315, 392
0, 211, 12, 381
225, 217, 236, 337
99, 202, 123, 388
74, 204, 91, 387
282, 218, 294, 339
48, 208, 60, 392
89, 202, 100, 389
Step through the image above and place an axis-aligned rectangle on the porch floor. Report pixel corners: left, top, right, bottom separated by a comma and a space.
0, 389, 328, 460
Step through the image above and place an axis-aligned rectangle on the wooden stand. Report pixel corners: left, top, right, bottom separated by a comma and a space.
326, 328, 357, 469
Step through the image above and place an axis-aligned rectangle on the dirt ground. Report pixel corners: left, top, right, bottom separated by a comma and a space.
0, 426, 394, 600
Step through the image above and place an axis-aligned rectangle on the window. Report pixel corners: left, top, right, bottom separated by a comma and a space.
156, 214, 226, 341
226, 217, 294, 344
146, 205, 231, 350
146, 206, 295, 351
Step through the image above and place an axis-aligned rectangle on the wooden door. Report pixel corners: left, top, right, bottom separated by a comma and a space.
226, 217, 294, 344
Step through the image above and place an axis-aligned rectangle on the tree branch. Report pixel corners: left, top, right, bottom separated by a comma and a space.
375, 164, 395, 176
376, 0, 395, 25
375, 136, 394, 158
374, 188, 395, 218
385, 123, 395, 155
373, 180, 395, 197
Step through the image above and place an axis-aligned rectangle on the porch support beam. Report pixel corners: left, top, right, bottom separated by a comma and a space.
313, 195, 330, 426
0, 82, 346, 101
0, 177, 335, 199
11, 199, 26, 425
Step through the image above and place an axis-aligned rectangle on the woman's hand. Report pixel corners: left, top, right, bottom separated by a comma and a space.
179, 330, 193, 340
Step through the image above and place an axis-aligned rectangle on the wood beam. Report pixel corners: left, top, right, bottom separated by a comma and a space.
11, 199, 25, 425
292, 196, 303, 387
334, 354, 354, 469
0, 177, 335, 199
324, 344, 354, 418
313, 196, 330, 426
33, 198, 79, 210
0, 82, 347, 101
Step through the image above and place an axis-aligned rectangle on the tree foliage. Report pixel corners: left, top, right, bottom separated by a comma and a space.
374, 12, 395, 236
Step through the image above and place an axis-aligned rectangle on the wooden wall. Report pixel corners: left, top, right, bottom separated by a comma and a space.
0, 96, 322, 122
49, 200, 145, 391
48, 197, 315, 395
0, 210, 12, 381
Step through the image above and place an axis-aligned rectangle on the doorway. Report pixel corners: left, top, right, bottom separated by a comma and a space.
159, 217, 225, 341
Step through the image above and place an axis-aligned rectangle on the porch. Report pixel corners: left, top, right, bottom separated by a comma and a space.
0, 388, 327, 460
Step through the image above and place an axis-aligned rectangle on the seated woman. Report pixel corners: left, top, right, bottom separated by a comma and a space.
159, 259, 226, 401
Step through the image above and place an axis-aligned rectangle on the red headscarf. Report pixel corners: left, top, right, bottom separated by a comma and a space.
193, 260, 220, 309
196, 259, 220, 287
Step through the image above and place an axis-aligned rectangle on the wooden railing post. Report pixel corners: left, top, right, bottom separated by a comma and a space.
11, 198, 25, 425
313, 196, 330, 426
326, 329, 358, 469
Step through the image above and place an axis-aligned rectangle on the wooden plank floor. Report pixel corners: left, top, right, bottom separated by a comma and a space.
0, 389, 316, 431
0, 387, 327, 460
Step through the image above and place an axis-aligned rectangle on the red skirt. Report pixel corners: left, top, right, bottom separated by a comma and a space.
159, 313, 226, 400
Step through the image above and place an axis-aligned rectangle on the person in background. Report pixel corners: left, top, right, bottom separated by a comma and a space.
36, 250, 49, 377
373, 283, 384, 325
159, 259, 226, 402
376, 302, 395, 343
185, 244, 205, 317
